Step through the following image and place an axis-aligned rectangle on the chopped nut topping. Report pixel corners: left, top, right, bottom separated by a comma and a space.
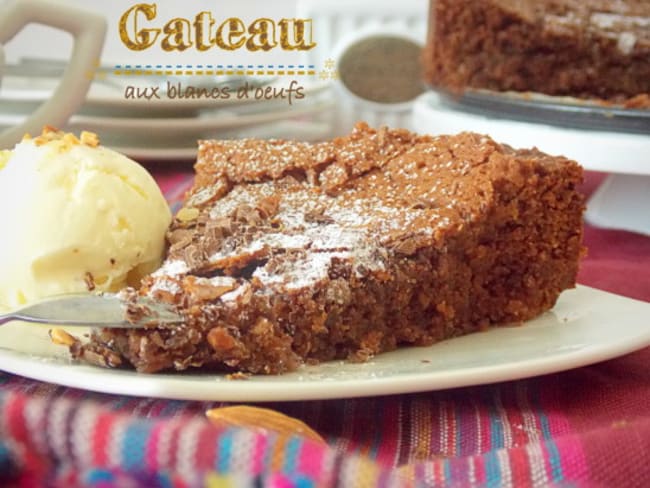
80, 131, 100, 147
84, 272, 96, 291
0, 150, 11, 170
33, 126, 64, 146
63, 133, 81, 146
184, 275, 237, 302
28, 127, 101, 151
207, 326, 240, 352
176, 207, 200, 222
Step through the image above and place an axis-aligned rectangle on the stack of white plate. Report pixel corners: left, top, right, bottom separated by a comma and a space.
0, 72, 335, 161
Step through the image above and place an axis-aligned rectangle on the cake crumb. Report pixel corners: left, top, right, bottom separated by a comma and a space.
226, 372, 251, 380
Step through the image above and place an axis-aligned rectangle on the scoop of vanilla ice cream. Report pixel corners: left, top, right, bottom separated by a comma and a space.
0, 129, 172, 310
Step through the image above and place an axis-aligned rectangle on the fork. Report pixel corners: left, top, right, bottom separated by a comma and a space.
0, 294, 183, 328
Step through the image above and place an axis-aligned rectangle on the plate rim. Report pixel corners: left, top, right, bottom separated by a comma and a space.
0, 285, 648, 402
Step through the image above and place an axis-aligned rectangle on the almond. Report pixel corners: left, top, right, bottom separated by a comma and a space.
49, 328, 77, 346
206, 405, 326, 444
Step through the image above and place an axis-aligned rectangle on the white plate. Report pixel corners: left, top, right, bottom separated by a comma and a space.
0, 286, 648, 402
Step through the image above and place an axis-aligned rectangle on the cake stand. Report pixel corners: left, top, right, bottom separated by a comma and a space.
412, 91, 650, 236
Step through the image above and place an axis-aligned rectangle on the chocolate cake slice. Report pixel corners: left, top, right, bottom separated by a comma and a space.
72, 123, 585, 374
423, 0, 650, 103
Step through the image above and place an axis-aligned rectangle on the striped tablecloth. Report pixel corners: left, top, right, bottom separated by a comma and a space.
0, 171, 648, 488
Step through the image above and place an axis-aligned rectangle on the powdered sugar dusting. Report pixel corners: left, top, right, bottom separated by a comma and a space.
148, 277, 182, 296
590, 13, 650, 29
617, 31, 637, 54
152, 260, 189, 278
219, 282, 251, 304
200, 179, 421, 290
253, 251, 351, 290
204, 276, 236, 288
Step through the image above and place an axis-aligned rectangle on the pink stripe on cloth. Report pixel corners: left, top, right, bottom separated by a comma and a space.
144, 419, 166, 472
154, 171, 194, 197
92, 412, 116, 467
6, 393, 28, 442
153, 171, 195, 211
297, 437, 325, 479
194, 422, 219, 471
538, 382, 589, 484
252, 433, 268, 474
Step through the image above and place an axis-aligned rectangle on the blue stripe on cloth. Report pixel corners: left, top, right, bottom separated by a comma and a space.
159, 400, 189, 416
537, 402, 563, 483
85, 469, 115, 483
484, 397, 503, 486
109, 397, 131, 411
485, 449, 502, 488
283, 437, 301, 473
86, 468, 172, 487
121, 422, 153, 469
292, 474, 315, 488
364, 398, 380, 459
0, 441, 17, 478
489, 407, 504, 449
525, 382, 564, 484
443, 458, 452, 483
156, 473, 175, 488
216, 429, 233, 472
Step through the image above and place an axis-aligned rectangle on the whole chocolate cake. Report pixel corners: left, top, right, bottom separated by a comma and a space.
423, 0, 650, 104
